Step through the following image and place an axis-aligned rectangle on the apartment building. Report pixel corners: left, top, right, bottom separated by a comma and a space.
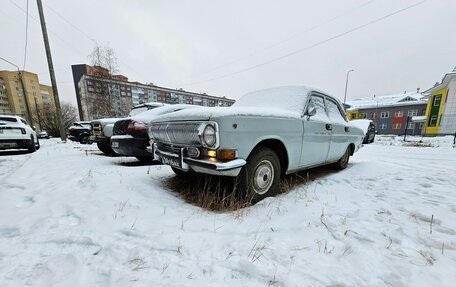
422, 71, 456, 136
346, 91, 428, 136
0, 70, 56, 129
71, 64, 235, 120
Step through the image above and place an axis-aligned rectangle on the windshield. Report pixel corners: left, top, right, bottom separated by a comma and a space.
129, 106, 149, 117
233, 86, 311, 114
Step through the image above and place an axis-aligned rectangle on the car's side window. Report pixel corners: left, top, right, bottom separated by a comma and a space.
306, 95, 327, 120
325, 99, 347, 124
21, 119, 28, 125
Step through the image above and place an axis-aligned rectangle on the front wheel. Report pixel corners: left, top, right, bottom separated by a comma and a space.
97, 142, 116, 155
235, 147, 281, 203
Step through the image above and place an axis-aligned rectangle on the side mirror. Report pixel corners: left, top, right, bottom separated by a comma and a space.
306, 107, 317, 117
32, 126, 36, 131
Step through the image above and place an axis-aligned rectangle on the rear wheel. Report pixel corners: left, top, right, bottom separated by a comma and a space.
333, 146, 350, 170
79, 134, 89, 144
28, 135, 36, 153
97, 142, 116, 155
235, 147, 281, 203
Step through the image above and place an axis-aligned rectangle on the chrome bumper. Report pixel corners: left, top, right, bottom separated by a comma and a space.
153, 142, 246, 177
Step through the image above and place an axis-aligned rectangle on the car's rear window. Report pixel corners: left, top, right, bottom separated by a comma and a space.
0, 117, 18, 123
129, 106, 149, 117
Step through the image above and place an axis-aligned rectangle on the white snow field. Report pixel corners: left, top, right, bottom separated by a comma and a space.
1, 136, 455, 287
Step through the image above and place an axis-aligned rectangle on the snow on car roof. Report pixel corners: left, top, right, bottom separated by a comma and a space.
233, 85, 314, 115
131, 104, 201, 121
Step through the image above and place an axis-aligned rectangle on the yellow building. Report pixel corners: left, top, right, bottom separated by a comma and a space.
422, 72, 456, 136
0, 70, 55, 129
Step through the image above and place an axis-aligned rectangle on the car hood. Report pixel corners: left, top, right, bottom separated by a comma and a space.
151, 106, 302, 123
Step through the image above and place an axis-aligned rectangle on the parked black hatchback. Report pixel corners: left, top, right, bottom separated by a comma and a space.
110, 104, 200, 162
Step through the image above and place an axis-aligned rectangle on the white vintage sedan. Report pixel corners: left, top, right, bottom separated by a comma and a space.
0, 115, 40, 153
149, 86, 365, 202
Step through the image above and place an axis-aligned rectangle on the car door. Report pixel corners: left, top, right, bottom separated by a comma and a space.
300, 94, 332, 168
325, 97, 350, 162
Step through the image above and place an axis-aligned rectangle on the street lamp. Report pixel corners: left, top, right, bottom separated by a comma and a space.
343, 69, 354, 110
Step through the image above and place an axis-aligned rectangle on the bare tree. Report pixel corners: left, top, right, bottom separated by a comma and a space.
33, 102, 78, 136
87, 44, 120, 118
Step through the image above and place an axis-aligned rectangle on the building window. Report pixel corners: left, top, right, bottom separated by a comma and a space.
380, 111, 389, 118
379, 123, 387, 129
392, 123, 402, 130
394, 111, 403, 117
407, 110, 418, 117
359, 113, 367, 119
370, 112, 378, 119
407, 122, 415, 129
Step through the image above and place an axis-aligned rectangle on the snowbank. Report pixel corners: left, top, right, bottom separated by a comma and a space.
0, 137, 455, 286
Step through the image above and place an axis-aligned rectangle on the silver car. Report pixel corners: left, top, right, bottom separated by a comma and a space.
148, 86, 364, 202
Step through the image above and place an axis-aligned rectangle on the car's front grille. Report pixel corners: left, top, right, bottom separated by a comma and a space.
91, 122, 102, 136
150, 121, 202, 146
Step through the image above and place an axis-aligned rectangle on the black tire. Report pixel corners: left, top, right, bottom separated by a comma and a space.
136, 156, 154, 163
79, 134, 89, 144
171, 167, 189, 177
97, 142, 116, 155
35, 138, 40, 150
235, 147, 281, 203
333, 146, 350, 170
369, 134, 375, 144
28, 136, 36, 153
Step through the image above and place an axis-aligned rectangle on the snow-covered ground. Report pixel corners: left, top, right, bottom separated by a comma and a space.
0, 136, 455, 287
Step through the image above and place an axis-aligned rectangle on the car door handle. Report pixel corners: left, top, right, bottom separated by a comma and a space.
345, 126, 350, 132
325, 123, 332, 131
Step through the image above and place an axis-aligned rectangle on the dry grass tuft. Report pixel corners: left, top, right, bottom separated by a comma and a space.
162, 174, 252, 212
162, 166, 333, 212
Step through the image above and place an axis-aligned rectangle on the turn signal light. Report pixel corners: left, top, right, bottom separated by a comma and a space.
217, 149, 237, 160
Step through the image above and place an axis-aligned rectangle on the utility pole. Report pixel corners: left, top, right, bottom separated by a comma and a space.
343, 69, 354, 110
34, 97, 42, 129
36, 0, 66, 141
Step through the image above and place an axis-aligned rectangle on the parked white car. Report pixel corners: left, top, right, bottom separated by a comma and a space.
0, 115, 40, 153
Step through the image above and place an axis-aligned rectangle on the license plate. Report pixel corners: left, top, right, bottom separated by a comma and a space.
160, 154, 181, 168
111, 141, 119, 148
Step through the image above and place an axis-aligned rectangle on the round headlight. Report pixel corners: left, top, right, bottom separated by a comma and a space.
202, 124, 216, 147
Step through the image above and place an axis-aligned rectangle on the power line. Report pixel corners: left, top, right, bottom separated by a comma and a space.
172, 0, 377, 86
42, 2, 145, 80
43, 3, 98, 45
180, 0, 429, 87
22, 0, 29, 70
9, 0, 88, 59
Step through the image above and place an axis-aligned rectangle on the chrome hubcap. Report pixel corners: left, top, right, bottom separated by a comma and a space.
253, 160, 274, 195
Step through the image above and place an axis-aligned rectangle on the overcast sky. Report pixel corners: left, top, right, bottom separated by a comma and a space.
1, 0, 455, 107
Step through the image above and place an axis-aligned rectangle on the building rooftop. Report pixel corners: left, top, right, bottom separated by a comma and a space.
346, 91, 427, 110
422, 72, 456, 97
